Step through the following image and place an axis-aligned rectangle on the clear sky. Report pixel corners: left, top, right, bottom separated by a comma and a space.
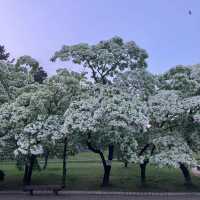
0, 0, 199, 75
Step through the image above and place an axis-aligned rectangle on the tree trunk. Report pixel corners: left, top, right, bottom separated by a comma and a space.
138, 143, 155, 185
26, 154, 36, 185
87, 137, 114, 187
140, 160, 149, 185
102, 165, 111, 186
62, 137, 67, 188
102, 145, 114, 187
35, 158, 41, 171
23, 163, 29, 185
179, 163, 192, 186
124, 162, 128, 168
43, 149, 49, 170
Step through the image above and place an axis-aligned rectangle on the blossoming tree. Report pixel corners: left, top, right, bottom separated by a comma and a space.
62, 84, 150, 186
0, 68, 83, 186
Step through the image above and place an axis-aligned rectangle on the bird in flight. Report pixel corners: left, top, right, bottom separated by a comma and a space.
189, 10, 192, 15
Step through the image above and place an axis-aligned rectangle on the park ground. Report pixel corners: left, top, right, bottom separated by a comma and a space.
0, 152, 200, 192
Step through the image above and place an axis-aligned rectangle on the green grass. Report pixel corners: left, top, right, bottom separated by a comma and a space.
0, 152, 200, 192
68, 151, 101, 161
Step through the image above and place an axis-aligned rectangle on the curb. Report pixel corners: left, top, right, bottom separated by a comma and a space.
61, 191, 200, 196
0, 191, 200, 196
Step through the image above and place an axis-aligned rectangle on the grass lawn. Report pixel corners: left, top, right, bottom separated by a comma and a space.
0, 152, 200, 192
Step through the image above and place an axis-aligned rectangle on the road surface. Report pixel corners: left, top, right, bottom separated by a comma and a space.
0, 193, 199, 200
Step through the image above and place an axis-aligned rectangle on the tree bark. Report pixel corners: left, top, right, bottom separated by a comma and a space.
23, 163, 29, 185
179, 163, 192, 186
25, 154, 36, 185
102, 145, 114, 186
43, 149, 49, 170
62, 137, 67, 188
139, 144, 150, 156
124, 162, 128, 168
138, 143, 155, 185
35, 158, 41, 171
140, 160, 149, 185
87, 138, 114, 186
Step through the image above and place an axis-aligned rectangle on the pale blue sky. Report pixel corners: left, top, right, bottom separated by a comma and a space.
0, 0, 199, 75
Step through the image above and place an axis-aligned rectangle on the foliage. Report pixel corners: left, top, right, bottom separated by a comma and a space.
16, 55, 39, 74
1, 37, 200, 187
150, 135, 196, 168
62, 84, 150, 163
0, 61, 33, 105
33, 67, 48, 84
113, 68, 157, 100
51, 36, 148, 84
159, 65, 200, 97
0, 45, 9, 61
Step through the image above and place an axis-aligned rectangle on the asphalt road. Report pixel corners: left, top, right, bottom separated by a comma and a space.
0, 194, 199, 200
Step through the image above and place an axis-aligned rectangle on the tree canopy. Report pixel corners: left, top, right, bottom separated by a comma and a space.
51, 36, 148, 84
0, 37, 200, 187
0, 45, 9, 61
